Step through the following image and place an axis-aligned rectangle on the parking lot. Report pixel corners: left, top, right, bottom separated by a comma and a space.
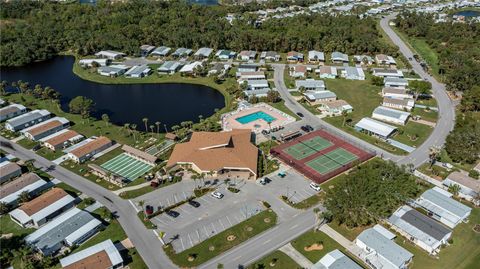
262, 168, 319, 204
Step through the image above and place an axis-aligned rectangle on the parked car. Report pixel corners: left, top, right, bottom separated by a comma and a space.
259, 177, 271, 185
165, 210, 180, 218
188, 200, 201, 208
301, 125, 311, 132
309, 182, 321, 192
278, 171, 286, 178
145, 205, 154, 215
305, 125, 314, 131
211, 191, 224, 199
297, 112, 304, 117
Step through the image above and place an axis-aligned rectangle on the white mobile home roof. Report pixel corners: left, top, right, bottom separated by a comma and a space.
151, 46, 171, 56
60, 239, 123, 268
125, 65, 151, 76
179, 61, 202, 73
357, 228, 413, 268
384, 77, 408, 85
308, 50, 325, 61
172, 48, 193, 56
417, 187, 471, 226
373, 106, 410, 122
158, 61, 183, 72
355, 117, 397, 137
331, 51, 348, 62
295, 79, 325, 89
194, 47, 213, 57
312, 249, 362, 269
6, 109, 51, 129
305, 90, 337, 100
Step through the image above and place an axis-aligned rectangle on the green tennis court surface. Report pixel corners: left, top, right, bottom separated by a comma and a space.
101, 153, 153, 181
282, 136, 333, 160
306, 148, 358, 175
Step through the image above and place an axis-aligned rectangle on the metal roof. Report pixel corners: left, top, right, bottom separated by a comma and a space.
373, 106, 410, 121
6, 109, 51, 128
305, 90, 336, 100
357, 227, 413, 268
158, 61, 182, 71
355, 117, 397, 137
172, 48, 192, 56
151, 46, 171, 56
331, 52, 348, 61
384, 77, 408, 84
343, 67, 365, 78
312, 249, 362, 269
125, 65, 151, 76
0, 173, 47, 205
308, 50, 325, 61
295, 79, 325, 89
194, 47, 213, 57
60, 239, 123, 268
417, 188, 471, 226
389, 205, 452, 246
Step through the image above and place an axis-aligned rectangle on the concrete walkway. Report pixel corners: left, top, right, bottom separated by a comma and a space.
113, 181, 150, 195
318, 224, 363, 258
412, 119, 436, 127
279, 243, 314, 269
84, 201, 103, 212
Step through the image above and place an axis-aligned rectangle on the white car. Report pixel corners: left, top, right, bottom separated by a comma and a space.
211, 191, 224, 199
309, 182, 321, 192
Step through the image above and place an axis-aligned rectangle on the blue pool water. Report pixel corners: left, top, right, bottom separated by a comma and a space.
236, 111, 276, 124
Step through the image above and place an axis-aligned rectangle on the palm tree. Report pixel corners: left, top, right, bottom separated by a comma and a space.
149, 125, 155, 136
448, 184, 461, 196
102, 114, 110, 127
123, 123, 130, 135
131, 124, 137, 141
155, 121, 161, 135
0, 202, 9, 214
142, 118, 149, 132
19, 191, 30, 203
24, 159, 35, 172
341, 110, 348, 126
138, 200, 145, 214
428, 146, 441, 167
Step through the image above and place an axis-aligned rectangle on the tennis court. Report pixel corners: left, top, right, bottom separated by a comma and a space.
101, 153, 153, 181
306, 148, 359, 175
282, 136, 333, 160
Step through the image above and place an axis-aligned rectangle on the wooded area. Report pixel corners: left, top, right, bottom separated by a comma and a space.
0, 0, 397, 66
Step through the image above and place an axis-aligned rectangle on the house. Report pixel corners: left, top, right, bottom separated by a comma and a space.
167, 129, 258, 180
140, 44, 155, 56
236, 71, 266, 83
216, 50, 236, 60
319, 100, 353, 115
124, 65, 152, 78
388, 205, 452, 255
247, 80, 270, 91
59, 239, 123, 269
5, 109, 51, 132
382, 87, 412, 99
179, 61, 203, 74
312, 249, 362, 269
443, 172, 480, 205
194, 47, 213, 59
68, 136, 112, 163
157, 61, 183, 74
9, 188, 75, 228
353, 55, 374, 65
97, 65, 129, 77
25, 208, 102, 256
260, 51, 280, 62
355, 117, 397, 140
308, 50, 325, 63
0, 104, 27, 122
376, 54, 397, 66
287, 51, 304, 62
341, 67, 365, 80
373, 68, 404, 78
122, 144, 157, 165
331, 52, 349, 63
372, 106, 411, 125
304, 90, 337, 105
383, 97, 415, 111
150, 46, 171, 57
42, 130, 83, 151
208, 63, 230, 76
384, 77, 409, 88
171, 48, 193, 58
0, 161, 22, 184
415, 187, 472, 229
0, 173, 49, 206
318, 66, 338, 79
244, 89, 271, 98
237, 50, 257, 61
21, 117, 70, 141
94, 50, 125, 60
78, 59, 110, 68
355, 225, 413, 269
238, 64, 259, 73
295, 79, 325, 91
290, 65, 307, 78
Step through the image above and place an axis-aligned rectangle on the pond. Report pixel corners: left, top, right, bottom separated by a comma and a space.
453, 10, 480, 17
0, 56, 225, 129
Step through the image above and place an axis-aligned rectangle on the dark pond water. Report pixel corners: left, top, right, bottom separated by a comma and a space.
0, 56, 225, 128
80, 0, 218, 5
453, 10, 480, 17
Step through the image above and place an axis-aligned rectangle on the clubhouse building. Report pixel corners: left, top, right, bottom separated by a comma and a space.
167, 129, 258, 180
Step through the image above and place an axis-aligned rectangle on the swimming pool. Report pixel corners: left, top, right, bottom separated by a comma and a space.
236, 111, 276, 124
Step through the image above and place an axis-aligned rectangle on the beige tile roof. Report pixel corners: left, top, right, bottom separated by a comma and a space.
383, 87, 408, 95
63, 250, 112, 269
45, 130, 80, 148
167, 129, 258, 176
70, 136, 112, 158
25, 120, 63, 137
0, 162, 21, 176
121, 144, 157, 163
0, 106, 20, 117
0, 173, 42, 197
320, 99, 350, 109
18, 188, 68, 216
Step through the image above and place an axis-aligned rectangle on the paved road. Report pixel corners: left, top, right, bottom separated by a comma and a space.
0, 137, 177, 269
380, 14, 455, 167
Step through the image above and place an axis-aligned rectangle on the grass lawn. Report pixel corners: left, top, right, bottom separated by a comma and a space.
291, 230, 345, 263
283, 67, 296, 89
36, 147, 65, 160
416, 98, 438, 108
247, 250, 302, 269
61, 159, 121, 191
120, 178, 182, 199
0, 215, 35, 237
417, 163, 451, 180
55, 182, 82, 197
394, 207, 480, 269
412, 107, 438, 122
16, 138, 39, 149
394, 121, 434, 148
328, 221, 371, 242
137, 211, 157, 229
289, 193, 323, 210
268, 101, 301, 120
301, 102, 321, 115
165, 210, 278, 267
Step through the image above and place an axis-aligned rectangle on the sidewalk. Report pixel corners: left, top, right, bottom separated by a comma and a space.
319, 224, 363, 258
113, 181, 151, 195
279, 243, 313, 269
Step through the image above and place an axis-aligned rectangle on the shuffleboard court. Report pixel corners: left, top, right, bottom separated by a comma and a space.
282, 136, 333, 160
306, 148, 358, 175
101, 153, 153, 181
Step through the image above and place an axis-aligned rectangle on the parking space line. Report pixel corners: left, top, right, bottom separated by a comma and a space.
199, 197, 210, 204
188, 233, 194, 247
166, 198, 171, 207
219, 219, 226, 230
226, 216, 233, 226
178, 207, 191, 215
183, 192, 188, 200
211, 223, 216, 234
180, 237, 185, 252
196, 230, 201, 242
203, 225, 210, 238
153, 217, 168, 226
233, 215, 241, 223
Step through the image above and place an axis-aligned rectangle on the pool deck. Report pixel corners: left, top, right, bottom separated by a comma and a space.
222, 103, 296, 133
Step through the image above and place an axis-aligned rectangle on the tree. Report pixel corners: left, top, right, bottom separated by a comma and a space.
24, 159, 35, 172
131, 124, 138, 141
0, 80, 8, 96
102, 114, 110, 127
448, 184, 461, 196
409, 80, 432, 98
142, 118, 149, 133
155, 121, 161, 135
19, 191, 30, 203
266, 90, 281, 103
69, 96, 94, 119
138, 200, 145, 214
469, 170, 479, 180
371, 76, 384, 86
461, 85, 480, 112
341, 110, 348, 126
0, 202, 9, 214
149, 125, 155, 135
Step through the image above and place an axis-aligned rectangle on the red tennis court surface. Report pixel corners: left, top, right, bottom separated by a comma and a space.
270, 129, 375, 184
